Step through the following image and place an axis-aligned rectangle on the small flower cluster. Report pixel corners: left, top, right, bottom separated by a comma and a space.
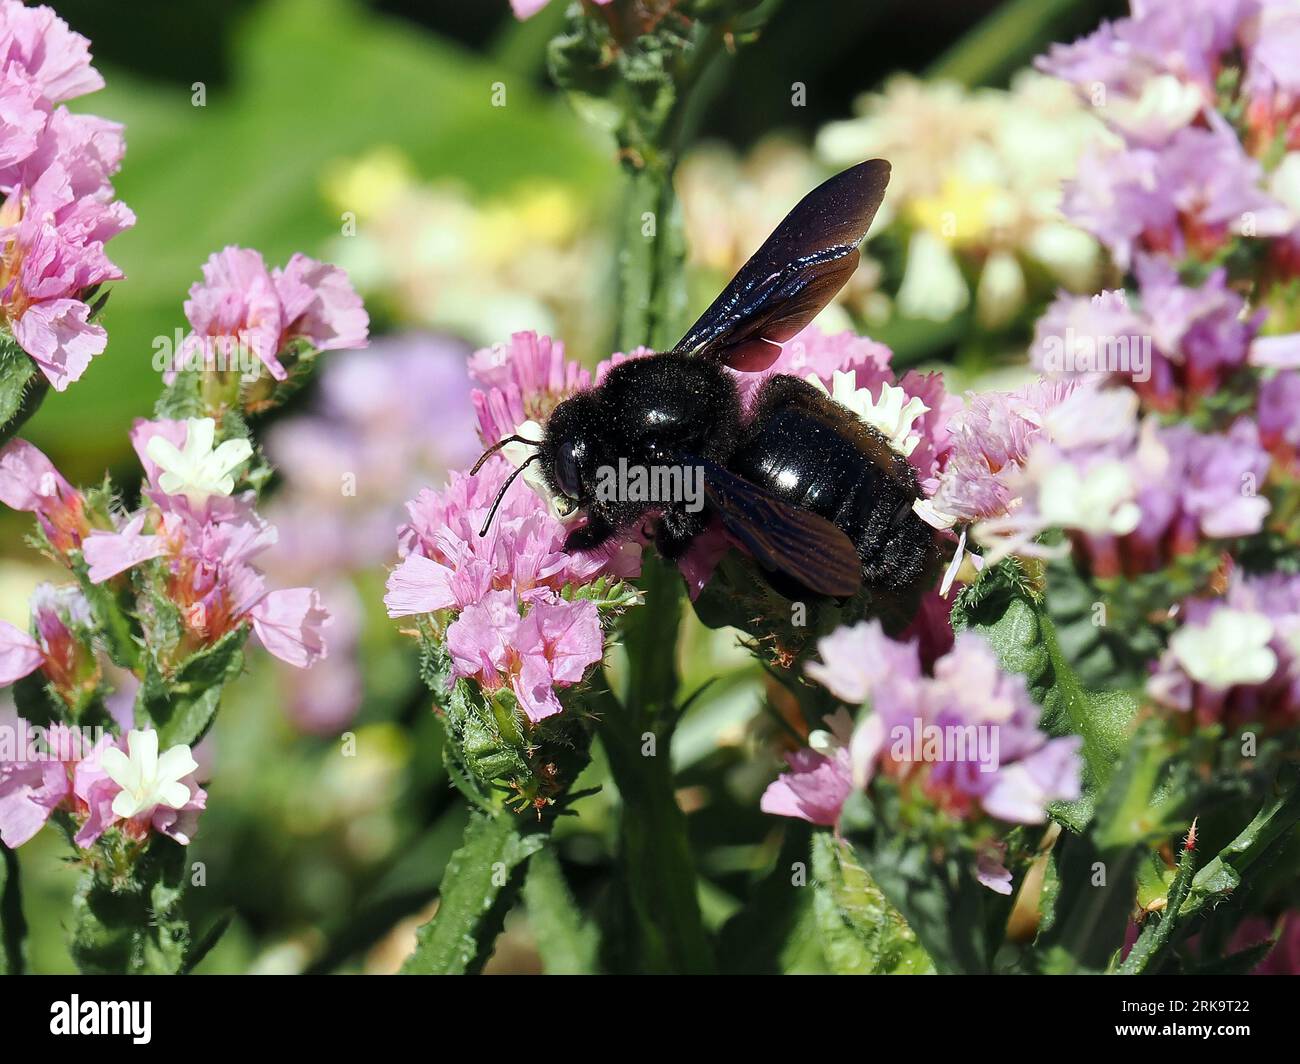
762, 620, 1081, 890
0, 715, 205, 852
175, 245, 368, 387
386, 331, 637, 724
0, 0, 133, 390
817, 71, 1103, 327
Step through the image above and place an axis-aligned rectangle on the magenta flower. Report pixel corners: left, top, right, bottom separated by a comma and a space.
182, 246, 368, 381
760, 708, 856, 827
0, 715, 114, 848
446, 589, 604, 723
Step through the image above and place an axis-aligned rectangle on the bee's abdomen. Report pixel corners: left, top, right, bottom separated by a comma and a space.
731, 376, 933, 590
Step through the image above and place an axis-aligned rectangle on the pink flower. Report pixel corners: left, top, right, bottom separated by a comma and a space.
470, 331, 591, 446
0, 619, 42, 684
446, 589, 604, 723
510, 0, 611, 20
182, 247, 368, 381
0, 5, 133, 390
777, 623, 1082, 830
72, 729, 207, 847
248, 587, 331, 669
385, 457, 617, 618
760, 747, 853, 827
83, 420, 332, 669
0, 1, 104, 103
0, 437, 88, 553
0, 714, 110, 848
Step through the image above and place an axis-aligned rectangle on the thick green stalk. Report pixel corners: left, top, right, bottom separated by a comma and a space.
1, 842, 26, 975
401, 811, 545, 975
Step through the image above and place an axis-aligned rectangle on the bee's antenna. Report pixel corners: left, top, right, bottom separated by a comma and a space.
471, 434, 541, 476
478, 453, 541, 538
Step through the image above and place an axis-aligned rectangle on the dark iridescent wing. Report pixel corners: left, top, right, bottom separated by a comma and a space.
695, 457, 861, 598
672, 159, 891, 372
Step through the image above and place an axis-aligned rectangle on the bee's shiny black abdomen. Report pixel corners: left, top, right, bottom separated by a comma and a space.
729, 374, 933, 591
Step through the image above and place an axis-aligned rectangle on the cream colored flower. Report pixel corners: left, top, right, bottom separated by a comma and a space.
808, 371, 929, 457
145, 418, 252, 503
1170, 610, 1278, 689
101, 730, 198, 820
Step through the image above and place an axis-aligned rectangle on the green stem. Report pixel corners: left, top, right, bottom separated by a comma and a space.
522, 843, 599, 974
0, 339, 48, 447
1, 841, 27, 975
925, 0, 1104, 87
400, 811, 545, 975
1117, 832, 1198, 975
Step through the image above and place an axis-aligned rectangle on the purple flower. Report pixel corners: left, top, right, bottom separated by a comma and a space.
768, 623, 1082, 834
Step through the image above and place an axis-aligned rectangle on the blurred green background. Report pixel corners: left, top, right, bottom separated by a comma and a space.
5, 0, 1122, 973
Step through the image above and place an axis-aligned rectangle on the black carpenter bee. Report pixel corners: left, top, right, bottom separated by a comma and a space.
472, 159, 934, 601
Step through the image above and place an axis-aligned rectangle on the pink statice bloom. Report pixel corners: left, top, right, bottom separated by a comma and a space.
469, 331, 591, 446
787, 622, 1081, 833
760, 708, 856, 827
0, 1, 104, 103
925, 378, 1076, 527
0, 4, 134, 390
0, 618, 42, 684
0, 437, 89, 553
82, 418, 332, 669
1147, 571, 1300, 728
446, 589, 604, 723
0, 714, 111, 848
181, 246, 368, 381
385, 456, 617, 618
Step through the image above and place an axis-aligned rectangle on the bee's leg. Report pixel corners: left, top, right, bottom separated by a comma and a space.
563, 512, 618, 552
653, 506, 707, 560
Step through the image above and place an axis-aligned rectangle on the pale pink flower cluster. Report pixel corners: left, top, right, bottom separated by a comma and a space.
762, 621, 1081, 889
388, 332, 637, 723
78, 418, 332, 668
0, 0, 134, 390
179, 246, 369, 381
0, 714, 205, 850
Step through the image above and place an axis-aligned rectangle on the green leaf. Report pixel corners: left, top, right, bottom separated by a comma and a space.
136, 627, 246, 747
1036, 722, 1169, 973
811, 832, 934, 975
522, 844, 599, 975
1, 842, 27, 975
718, 821, 816, 974
952, 558, 1139, 788
0, 332, 47, 446
70, 837, 190, 975
180, 911, 233, 975
400, 811, 545, 975
839, 791, 1007, 974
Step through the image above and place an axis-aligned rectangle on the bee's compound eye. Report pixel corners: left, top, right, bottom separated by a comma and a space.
555, 440, 581, 499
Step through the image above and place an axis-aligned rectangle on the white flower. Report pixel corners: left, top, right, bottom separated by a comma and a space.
897, 230, 968, 321
145, 418, 253, 503
101, 730, 198, 820
1035, 458, 1140, 536
808, 707, 855, 755
1170, 610, 1278, 689
975, 249, 1026, 329
808, 371, 929, 457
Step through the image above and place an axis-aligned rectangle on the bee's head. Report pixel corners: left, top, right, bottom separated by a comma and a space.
538, 392, 604, 505
469, 391, 604, 538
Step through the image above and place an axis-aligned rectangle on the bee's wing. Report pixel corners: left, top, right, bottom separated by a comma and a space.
695, 456, 861, 598
672, 159, 890, 372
